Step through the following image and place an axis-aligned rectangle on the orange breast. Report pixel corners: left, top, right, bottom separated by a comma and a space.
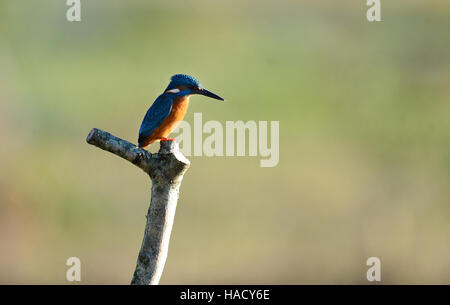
147, 96, 190, 143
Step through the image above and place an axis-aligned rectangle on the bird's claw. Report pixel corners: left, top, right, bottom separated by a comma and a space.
161, 137, 175, 142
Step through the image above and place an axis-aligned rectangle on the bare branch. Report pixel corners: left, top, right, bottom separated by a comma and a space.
86, 128, 190, 285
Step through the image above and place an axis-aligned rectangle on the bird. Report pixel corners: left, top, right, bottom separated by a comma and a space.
138, 74, 224, 149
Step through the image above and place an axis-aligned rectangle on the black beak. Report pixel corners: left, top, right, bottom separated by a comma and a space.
197, 88, 225, 101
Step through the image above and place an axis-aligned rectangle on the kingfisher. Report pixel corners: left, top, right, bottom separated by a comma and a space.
138, 74, 224, 149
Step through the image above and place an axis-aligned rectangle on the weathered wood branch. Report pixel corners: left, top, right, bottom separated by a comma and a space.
86, 128, 190, 285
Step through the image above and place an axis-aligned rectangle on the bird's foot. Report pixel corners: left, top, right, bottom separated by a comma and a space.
161, 137, 176, 142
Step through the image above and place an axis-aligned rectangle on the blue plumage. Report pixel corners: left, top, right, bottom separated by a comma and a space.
138, 93, 173, 147
166, 74, 202, 91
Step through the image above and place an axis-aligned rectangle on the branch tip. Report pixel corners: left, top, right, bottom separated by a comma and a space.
86, 128, 97, 144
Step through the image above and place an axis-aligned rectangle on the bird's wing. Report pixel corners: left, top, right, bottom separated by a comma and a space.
138, 93, 173, 147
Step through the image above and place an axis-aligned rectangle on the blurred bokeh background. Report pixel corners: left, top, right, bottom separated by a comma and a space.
0, 0, 449, 284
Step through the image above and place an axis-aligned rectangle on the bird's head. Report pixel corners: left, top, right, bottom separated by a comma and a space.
164, 74, 224, 101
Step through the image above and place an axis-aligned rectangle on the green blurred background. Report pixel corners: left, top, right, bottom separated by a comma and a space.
0, 0, 449, 284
